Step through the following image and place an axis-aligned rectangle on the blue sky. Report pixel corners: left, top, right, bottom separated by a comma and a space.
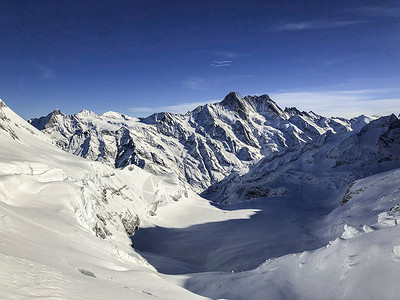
1, 0, 399, 119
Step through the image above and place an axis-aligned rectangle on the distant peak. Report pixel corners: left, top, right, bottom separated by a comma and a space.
219, 92, 249, 119
28, 109, 65, 130
226, 91, 240, 99
102, 111, 131, 121
284, 107, 301, 115
221, 91, 241, 105
140, 111, 176, 125
102, 111, 121, 118
77, 109, 98, 117
218, 92, 287, 119
53, 108, 62, 115
245, 94, 286, 119
284, 107, 320, 119
43, 109, 64, 119
256, 94, 273, 101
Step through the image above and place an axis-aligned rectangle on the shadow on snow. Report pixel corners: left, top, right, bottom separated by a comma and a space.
131, 197, 331, 275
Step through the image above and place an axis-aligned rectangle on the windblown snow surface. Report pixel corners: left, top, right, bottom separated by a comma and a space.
2, 97, 400, 299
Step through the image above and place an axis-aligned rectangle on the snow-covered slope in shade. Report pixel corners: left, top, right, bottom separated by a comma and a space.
29, 92, 357, 192
203, 114, 400, 204
183, 168, 400, 300
0, 99, 220, 299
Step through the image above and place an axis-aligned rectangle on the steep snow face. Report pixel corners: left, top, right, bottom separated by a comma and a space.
323, 168, 400, 240
30, 92, 356, 192
203, 114, 400, 204
0, 101, 189, 237
0, 100, 206, 299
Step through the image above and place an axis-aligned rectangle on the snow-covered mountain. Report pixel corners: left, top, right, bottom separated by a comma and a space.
3, 97, 400, 299
203, 113, 400, 204
0, 99, 207, 299
29, 92, 357, 192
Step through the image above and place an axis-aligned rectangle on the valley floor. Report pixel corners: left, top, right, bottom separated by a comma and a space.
133, 196, 329, 275
132, 169, 400, 300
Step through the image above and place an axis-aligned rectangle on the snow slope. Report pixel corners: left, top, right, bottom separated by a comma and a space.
29, 92, 357, 192
0, 99, 212, 299
182, 168, 400, 300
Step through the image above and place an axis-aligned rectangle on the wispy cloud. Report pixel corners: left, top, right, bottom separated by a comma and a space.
272, 20, 365, 32
30, 62, 56, 80
198, 51, 239, 59
270, 88, 400, 118
182, 78, 206, 90
210, 60, 232, 67
129, 101, 212, 116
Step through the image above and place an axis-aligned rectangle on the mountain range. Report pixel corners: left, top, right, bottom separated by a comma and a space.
1, 93, 400, 299
29, 92, 368, 193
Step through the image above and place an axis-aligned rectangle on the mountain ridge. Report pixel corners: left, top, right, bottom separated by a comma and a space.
202, 112, 400, 204
29, 92, 362, 192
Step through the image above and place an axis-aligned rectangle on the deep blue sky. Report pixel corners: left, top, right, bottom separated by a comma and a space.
1, 0, 399, 119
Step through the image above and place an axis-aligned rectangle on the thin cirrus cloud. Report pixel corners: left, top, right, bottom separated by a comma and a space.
197, 50, 239, 59
210, 60, 232, 67
38, 65, 55, 80
182, 78, 206, 90
129, 101, 212, 117
29, 62, 56, 80
270, 88, 400, 118
272, 20, 365, 31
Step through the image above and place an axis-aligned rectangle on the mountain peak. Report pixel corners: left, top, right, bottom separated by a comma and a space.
77, 109, 98, 118
222, 91, 241, 102
219, 92, 287, 120
220, 92, 249, 119
102, 111, 131, 121
140, 111, 176, 125
78, 109, 91, 114
53, 108, 62, 116
28, 109, 65, 130
245, 94, 287, 119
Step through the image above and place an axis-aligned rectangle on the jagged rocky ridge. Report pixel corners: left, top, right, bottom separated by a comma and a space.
202, 113, 400, 204
0, 99, 188, 241
30, 92, 360, 192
